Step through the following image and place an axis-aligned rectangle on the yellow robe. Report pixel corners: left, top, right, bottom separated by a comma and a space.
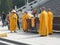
31, 17, 35, 27
48, 11, 53, 34
39, 10, 48, 36
9, 13, 17, 31
21, 13, 31, 31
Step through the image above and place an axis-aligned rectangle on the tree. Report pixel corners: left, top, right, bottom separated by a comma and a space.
1, 0, 13, 14
12, 0, 25, 8
28, 0, 34, 3
0, 0, 1, 14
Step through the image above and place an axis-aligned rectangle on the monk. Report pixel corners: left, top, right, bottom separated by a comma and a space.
9, 10, 18, 33
48, 8, 53, 35
31, 17, 35, 30
21, 12, 31, 32
38, 7, 49, 36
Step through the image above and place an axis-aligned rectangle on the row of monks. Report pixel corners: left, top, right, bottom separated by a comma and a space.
21, 7, 53, 37
9, 7, 53, 37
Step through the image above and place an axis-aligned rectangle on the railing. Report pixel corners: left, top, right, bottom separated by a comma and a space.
16, 0, 37, 11
16, 0, 49, 12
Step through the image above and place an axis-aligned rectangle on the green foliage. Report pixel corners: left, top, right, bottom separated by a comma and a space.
0, 0, 13, 14
28, 0, 34, 3
12, 0, 25, 8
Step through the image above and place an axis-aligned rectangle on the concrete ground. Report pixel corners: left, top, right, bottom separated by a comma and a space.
0, 21, 60, 45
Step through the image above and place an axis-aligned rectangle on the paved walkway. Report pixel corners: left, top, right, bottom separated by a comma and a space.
0, 21, 60, 45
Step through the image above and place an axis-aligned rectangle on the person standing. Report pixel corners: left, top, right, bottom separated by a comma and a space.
32, 9, 37, 17
16, 11, 20, 30
6, 12, 10, 30
9, 10, 18, 33
47, 8, 53, 35
31, 17, 35, 30
21, 12, 31, 32
1, 12, 6, 27
38, 7, 49, 36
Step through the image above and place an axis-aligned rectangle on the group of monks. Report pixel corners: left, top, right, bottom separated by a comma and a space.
21, 7, 53, 37
8, 7, 53, 37
38, 7, 53, 36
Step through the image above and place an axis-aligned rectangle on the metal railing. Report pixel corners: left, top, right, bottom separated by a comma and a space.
16, 0, 37, 11
16, 0, 49, 12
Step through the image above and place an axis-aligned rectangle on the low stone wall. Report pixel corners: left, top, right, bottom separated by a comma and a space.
53, 16, 60, 30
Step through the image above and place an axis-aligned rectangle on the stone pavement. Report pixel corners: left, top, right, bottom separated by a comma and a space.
0, 21, 60, 45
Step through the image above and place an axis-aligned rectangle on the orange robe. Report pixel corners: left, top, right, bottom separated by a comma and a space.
21, 13, 31, 31
48, 11, 53, 34
39, 10, 48, 36
9, 13, 17, 31
31, 17, 35, 27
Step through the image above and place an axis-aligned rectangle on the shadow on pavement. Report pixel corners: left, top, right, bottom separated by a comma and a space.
49, 32, 60, 38
0, 38, 30, 45
17, 30, 38, 35
24, 35, 40, 39
0, 42, 8, 45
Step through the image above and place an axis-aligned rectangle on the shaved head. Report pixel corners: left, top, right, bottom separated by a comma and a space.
48, 8, 51, 11
42, 7, 46, 10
